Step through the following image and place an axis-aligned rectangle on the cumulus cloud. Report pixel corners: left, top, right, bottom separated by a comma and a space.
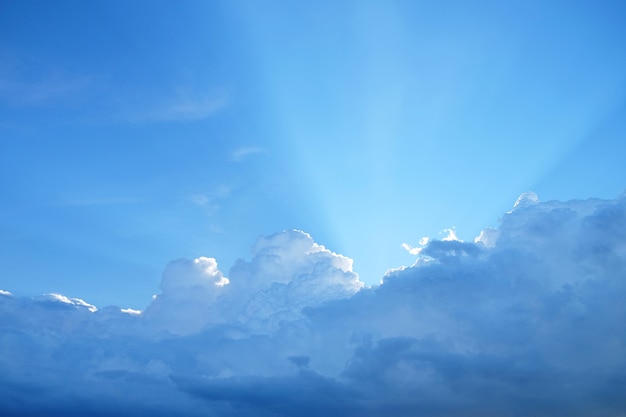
2, 193, 626, 416
142, 256, 229, 335
143, 230, 363, 335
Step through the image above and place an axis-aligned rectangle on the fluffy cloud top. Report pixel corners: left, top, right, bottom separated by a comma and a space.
143, 256, 230, 335
143, 230, 363, 335
2, 193, 626, 416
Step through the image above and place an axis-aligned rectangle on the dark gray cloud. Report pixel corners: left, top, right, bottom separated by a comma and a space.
2, 194, 626, 416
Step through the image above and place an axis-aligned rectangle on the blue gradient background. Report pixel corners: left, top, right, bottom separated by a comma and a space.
1, 0, 625, 308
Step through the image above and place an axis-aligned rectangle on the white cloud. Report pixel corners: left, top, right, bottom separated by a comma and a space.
142, 256, 230, 335
2, 192, 626, 416
38, 292, 98, 312
161, 256, 228, 293
440, 227, 459, 241
511, 190, 539, 211
402, 237, 430, 255
0, 289, 12, 296
401, 242, 421, 255
142, 230, 363, 335
474, 226, 499, 247
120, 308, 141, 315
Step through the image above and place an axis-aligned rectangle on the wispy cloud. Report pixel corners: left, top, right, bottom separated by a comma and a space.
0, 52, 227, 125
148, 96, 226, 122
0, 52, 93, 108
190, 194, 219, 216
191, 185, 231, 216
124, 89, 227, 123
231, 146, 264, 162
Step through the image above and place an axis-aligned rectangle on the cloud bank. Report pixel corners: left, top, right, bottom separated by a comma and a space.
2, 193, 626, 416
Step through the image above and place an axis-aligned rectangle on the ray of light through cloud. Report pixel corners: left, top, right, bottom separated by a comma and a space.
1, 0, 626, 415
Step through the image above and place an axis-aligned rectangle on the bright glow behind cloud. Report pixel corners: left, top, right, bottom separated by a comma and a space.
37, 293, 98, 312
1, 193, 626, 416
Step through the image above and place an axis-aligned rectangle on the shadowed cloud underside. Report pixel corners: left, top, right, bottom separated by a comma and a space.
2, 192, 626, 416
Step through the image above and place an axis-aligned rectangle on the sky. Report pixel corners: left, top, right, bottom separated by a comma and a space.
1, 0, 626, 308
1, 1, 626, 415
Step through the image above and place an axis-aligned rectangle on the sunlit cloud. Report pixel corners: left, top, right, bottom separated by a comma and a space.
474, 227, 499, 247
2, 193, 626, 415
37, 293, 98, 312
511, 190, 539, 212
440, 227, 459, 241
401, 237, 429, 255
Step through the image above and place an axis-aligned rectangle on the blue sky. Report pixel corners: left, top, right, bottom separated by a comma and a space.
2, 2, 626, 415
1, 0, 626, 308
